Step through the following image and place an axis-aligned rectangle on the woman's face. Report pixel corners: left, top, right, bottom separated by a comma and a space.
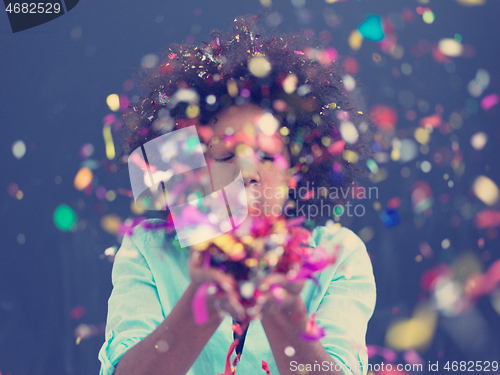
203, 103, 291, 220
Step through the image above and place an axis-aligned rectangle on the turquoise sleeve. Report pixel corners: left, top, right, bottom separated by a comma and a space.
315, 228, 377, 375
97, 227, 165, 375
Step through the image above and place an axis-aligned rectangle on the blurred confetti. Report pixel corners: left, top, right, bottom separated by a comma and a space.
358, 15, 385, 42
59, 5, 500, 369
53, 204, 77, 231
74, 167, 93, 191
472, 175, 499, 206
12, 140, 26, 159
103, 125, 116, 160
385, 303, 437, 351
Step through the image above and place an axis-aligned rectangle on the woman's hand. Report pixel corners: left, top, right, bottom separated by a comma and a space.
188, 250, 247, 323
250, 273, 306, 320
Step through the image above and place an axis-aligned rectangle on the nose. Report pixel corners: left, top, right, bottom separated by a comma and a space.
242, 165, 260, 187
233, 144, 261, 187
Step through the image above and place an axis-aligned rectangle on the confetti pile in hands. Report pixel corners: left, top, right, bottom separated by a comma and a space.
189, 215, 339, 318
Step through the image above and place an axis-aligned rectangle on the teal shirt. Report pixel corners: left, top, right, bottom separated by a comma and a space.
98, 219, 376, 375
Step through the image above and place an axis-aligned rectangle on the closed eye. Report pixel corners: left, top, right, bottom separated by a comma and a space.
259, 153, 274, 162
214, 155, 234, 162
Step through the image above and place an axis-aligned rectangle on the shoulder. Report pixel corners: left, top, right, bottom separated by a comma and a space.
311, 224, 367, 257
116, 218, 172, 260
311, 223, 374, 284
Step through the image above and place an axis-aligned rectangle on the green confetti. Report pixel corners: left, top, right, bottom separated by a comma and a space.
367, 159, 379, 174
334, 206, 344, 217
422, 10, 435, 24
54, 204, 77, 231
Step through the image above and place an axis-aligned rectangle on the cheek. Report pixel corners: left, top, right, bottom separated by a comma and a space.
259, 167, 290, 201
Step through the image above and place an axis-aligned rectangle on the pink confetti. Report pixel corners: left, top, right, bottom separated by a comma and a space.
119, 95, 130, 112
102, 113, 116, 126
480, 93, 499, 111
403, 349, 424, 366
273, 153, 288, 169
262, 360, 271, 374
474, 209, 500, 229
300, 313, 326, 341
465, 259, 500, 299
192, 281, 215, 325
367, 345, 397, 362
419, 113, 442, 128
216, 339, 239, 375
328, 140, 346, 156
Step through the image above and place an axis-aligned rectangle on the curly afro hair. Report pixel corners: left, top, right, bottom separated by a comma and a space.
116, 12, 375, 226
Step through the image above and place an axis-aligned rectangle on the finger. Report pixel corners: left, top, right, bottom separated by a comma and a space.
205, 269, 239, 292
190, 265, 238, 292
215, 295, 247, 322
258, 274, 304, 295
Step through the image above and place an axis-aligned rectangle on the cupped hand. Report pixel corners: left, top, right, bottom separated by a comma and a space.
188, 250, 248, 323
250, 273, 306, 320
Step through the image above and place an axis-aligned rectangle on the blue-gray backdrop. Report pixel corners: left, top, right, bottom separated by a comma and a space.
1, 0, 500, 374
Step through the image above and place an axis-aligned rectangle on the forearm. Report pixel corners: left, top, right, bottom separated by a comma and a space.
261, 296, 344, 375
114, 283, 223, 375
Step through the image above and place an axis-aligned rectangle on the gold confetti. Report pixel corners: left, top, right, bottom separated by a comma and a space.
385, 303, 437, 351
103, 125, 116, 160
348, 30, 363, 51
106, 94, 120, 112
74, 167, 93, 191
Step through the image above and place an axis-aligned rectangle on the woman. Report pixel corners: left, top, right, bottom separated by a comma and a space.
98, 13, 376, 375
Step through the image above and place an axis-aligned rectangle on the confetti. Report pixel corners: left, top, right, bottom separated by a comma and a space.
106, 94, 120, 112
348, 30, 363, 50
103, 125, 116, 160
339, 121, 358, 144
248, 57, 271, 78
480, 93, 499, 111
438, 38, 463, 57
257, 113, 279, 136
370, 105, 398, 132
12, 140, 26, 159
54, 204, 77, 231
74, 167, 93, 191
358, 15, 385, 42
100, 214, 122, 235
385, 303, 437, 351
79, 143, 94, 159
300, 313, 326, 341
472, 175, 499, 206
455, 0, 486, 5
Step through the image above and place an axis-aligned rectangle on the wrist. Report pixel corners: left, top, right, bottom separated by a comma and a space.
261, 295, 308, 324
